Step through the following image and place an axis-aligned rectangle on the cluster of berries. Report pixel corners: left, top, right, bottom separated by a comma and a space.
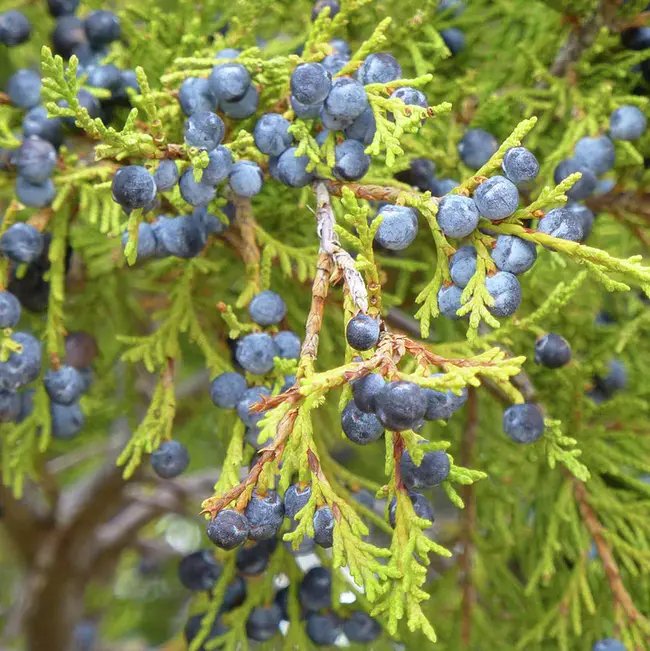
209, 291, 300, 450
1, 2, 140, 210
180, 548, 382, 647
0, 234, 96, 442
554, 106, 646, 206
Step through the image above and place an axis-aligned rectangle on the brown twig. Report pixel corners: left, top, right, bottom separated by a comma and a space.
572, 478, 650, 637
313, 180, 368, 312
548, 13, 603, 79
392, 432, 406, 491
326, 179, 438, 208
544, 1, 626, 83
201, 407, 299, 517
460, 388, 479, 649
297, 252, 333, 379
587, 190, 650, 223
587, 189, 650, 251
615, 10, 650, 30
233, 196, 261, 291
401, 335, 502, 369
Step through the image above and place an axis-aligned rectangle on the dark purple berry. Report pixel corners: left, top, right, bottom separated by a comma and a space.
341, 400, 384, 444
343, 611, 381, 643
246, 604, 282, 641
178, 549, 221, 591
236, 386, 271, 427
151, 440, 189, 478
400, 444, 450, 490
534, 334, 571, 369
389, 491, 434, 528
313, 506, 334, 547
236, 538, 277, 575
306, 613, 341, 646
503, 403, 544, 443
346, 314, 380, 350
244, 489, 285, 541
351, 372, 385, 413
44, 365, 84, 405
207, 510, 250, 550
300, 566, 332, 611
51, 400, 85, 440
375, 381, 427, 431
284, 483, 312, 519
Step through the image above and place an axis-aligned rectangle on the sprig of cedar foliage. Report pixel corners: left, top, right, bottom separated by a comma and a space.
0, 0, 649, 647
29, 25, 650, 644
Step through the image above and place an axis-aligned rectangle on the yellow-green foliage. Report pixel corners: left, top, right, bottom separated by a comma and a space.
1, 0, 650, 649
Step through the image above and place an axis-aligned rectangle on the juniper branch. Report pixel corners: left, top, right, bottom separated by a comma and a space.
460, 387, 479, 649
573, 477, 650, 636
313, 180, 368, 313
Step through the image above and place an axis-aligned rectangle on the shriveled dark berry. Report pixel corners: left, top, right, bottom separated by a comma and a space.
207, 510, 250, 550
375, 381, 427, 432
244, 489, 285, 541
284, 483, 312, 519
313, 506, 335, 547
351, 372, 385, 413
65, 332, 99, 369
400, 444, 451, 490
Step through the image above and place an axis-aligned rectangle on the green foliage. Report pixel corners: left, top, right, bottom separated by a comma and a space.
1, 0, 650, 649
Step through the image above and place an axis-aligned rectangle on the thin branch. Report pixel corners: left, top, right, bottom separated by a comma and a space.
45, 438, 123, 474
0, 481, 53, 563
615, 10, 650, 30
326, 179, 438, 208
201, 407, 300, 517
297, 252, 333, 378
545, 0, 624, 81
548, 14, 602, 78
385, 307, 438, 341
95, 471, 216, 553
233, 196, 261, 291
573, 478, 650, 633
587, 190, 650, 223
314, 180, 368, 313
460, 387, 479, 649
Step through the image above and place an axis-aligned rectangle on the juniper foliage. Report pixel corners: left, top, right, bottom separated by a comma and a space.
0, 1, 650, 651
